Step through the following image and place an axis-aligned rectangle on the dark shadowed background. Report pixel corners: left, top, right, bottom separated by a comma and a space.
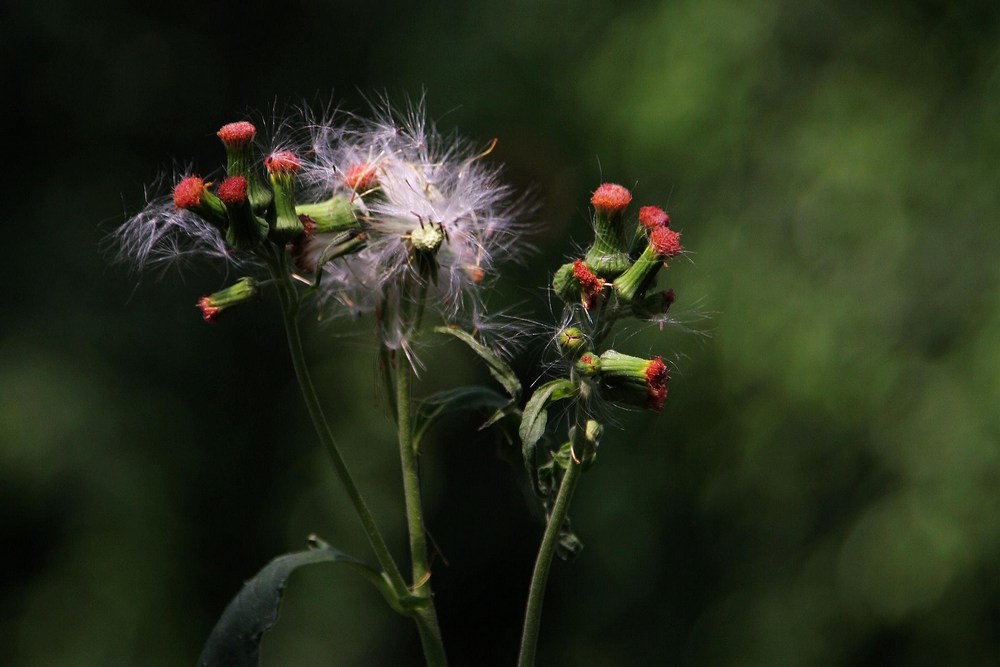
3, 0, 1000, 665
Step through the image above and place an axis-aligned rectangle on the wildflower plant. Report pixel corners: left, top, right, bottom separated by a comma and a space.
113, 99, 691, 666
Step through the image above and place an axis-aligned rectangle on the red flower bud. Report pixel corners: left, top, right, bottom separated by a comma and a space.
195, 278, 258, 323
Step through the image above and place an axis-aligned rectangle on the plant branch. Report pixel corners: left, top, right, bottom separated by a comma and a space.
393, 347, 447, 665
269, 252, 409, 599
517, 401, 589, 667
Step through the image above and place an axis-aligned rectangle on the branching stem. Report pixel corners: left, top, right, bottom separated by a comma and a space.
517, 400, 589, 667
269, 251, 408, 600
393, 347, 447, 666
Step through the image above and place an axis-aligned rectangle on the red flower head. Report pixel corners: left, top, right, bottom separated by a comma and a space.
650, 226, 683, 259
216, 121, 256, 147
197, 296, 221, 323
265, 150, 301, 174
572, 259, 605, 309
590, 183, 632, 215
172, 176, 206, 210
216, 176, 248, 206
644, 356, 670, 411
638, 205, 670, 230
344, 163, 378, 192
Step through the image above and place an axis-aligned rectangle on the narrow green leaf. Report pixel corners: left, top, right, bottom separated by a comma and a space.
480, 407, 509, 429
413, 385, 512, 453
519, 379, 577, 475
198, 537, 392, 667
433, 326, 521, 400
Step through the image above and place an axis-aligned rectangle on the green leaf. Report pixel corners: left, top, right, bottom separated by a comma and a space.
198, 537, 392, 667
413, 385, 513, 453
433, 326, 521, 400
519, 379, 577, 475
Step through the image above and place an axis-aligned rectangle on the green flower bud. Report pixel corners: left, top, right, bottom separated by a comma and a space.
557, 327, 587, 356
583, 183, 633, 278
552, 260, 605, 309
296, 194, 362, 234
196, 277, 258, 323
574, 352, 602, 377
613, 226, 683, 303
598, 350, 670, 411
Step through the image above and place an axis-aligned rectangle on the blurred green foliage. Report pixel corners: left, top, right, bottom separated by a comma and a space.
2, 0, 999, 664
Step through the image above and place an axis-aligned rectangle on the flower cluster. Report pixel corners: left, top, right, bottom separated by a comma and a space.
551, 182, 686, 412
114, 103, 527, 346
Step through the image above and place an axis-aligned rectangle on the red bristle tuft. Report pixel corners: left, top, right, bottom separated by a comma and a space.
638, 205, 670, 229
645, 356, 670, 411
265, 150, 301, 174
216, 176, 248, 205
590, 183, 632, 214
650, 226, 683, 258
217, 121, 256, 146
173, 176, 205, 210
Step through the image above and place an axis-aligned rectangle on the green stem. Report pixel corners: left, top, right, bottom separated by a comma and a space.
394, 349, 447, 666
517, 403, 589, 667
269, 252, 408, 599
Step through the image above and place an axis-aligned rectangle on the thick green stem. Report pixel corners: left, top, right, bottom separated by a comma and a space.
270, 254, 408, 599
517, 404, 589, 667
394, 350, 447, 666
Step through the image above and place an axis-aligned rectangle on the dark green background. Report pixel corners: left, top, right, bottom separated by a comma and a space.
3, 0, 999, 664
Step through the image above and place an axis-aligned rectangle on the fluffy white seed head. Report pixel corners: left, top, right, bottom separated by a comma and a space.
305, 100, 530, 347
113, 176, 248, 276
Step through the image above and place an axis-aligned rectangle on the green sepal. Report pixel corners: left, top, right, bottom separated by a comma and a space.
197, 536, 397, 667
433, 326, 521, 401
